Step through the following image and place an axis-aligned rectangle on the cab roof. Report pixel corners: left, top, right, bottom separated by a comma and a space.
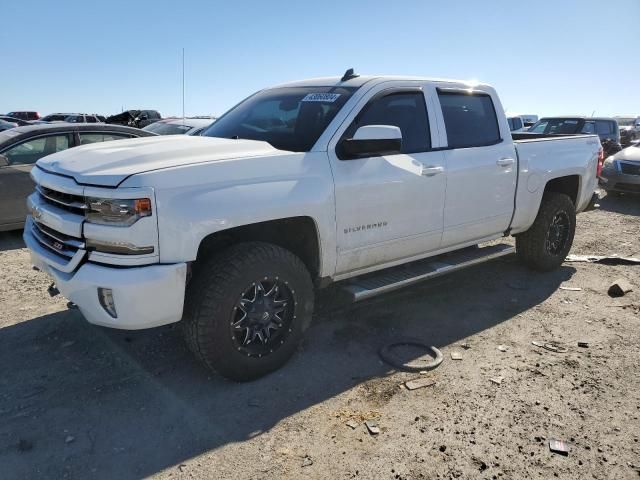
270, 75, 487, 90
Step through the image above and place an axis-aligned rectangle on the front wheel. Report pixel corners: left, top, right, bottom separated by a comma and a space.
515, 192, 576, 272
182, 242, 314, 381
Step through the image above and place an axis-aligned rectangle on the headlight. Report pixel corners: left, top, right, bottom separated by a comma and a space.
602, 156, 616, 170
85, 197, 152, 226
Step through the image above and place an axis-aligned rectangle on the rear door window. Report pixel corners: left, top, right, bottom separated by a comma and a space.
79, 132, 132, 145
3, 134, 70, 165
595, 121, 614, 136
438, 92, 501, 148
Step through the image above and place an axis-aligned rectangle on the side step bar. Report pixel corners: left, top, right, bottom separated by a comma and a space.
341, 243, 515, 302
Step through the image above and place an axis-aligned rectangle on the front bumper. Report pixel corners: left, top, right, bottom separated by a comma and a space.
24, 226, 187, 330
599, 169, 640, 194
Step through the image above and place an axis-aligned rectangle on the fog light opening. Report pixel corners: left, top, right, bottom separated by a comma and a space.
98, 288, 117, 318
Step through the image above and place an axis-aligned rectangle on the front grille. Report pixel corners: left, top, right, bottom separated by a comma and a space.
36, 185, 87, 215
31, 220, 84, 258
620, 162, 640, 176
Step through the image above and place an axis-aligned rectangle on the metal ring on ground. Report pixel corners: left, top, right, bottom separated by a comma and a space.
379, 338, 444, 372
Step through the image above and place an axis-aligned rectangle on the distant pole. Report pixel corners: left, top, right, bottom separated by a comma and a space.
182, 48, 185, 124
591, 110, 595, 117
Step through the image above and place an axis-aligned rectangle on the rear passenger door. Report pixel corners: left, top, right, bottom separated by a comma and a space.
436, 88, 517, 246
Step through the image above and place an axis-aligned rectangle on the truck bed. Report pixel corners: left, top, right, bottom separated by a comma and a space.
508, 133, 600, 232
512, 132, 596, 142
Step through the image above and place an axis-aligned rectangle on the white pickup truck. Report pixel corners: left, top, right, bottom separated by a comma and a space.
24, 71, 601, 380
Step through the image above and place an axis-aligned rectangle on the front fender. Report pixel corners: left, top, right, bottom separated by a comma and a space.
131, 152, 337, 277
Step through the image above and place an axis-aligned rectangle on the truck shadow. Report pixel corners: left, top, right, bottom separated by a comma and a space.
597, 192, 640, 216
0, 230, 25, 252
0, 256, 574, 479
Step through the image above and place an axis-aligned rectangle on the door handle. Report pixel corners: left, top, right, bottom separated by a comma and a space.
496, 157, 515, 167
421, 165, 444, 176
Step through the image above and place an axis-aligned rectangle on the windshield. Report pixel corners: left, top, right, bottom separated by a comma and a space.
201, 86, 357, 152
528, 118, 582, 134
143, 122, 193, 135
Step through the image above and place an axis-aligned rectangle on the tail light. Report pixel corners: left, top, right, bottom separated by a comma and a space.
596, 147, 604, 177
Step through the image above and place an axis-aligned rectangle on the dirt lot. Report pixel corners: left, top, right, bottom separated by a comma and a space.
0, 193, 638, 480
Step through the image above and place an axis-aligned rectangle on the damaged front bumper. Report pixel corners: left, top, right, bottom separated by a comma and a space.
25, 225, 187, 330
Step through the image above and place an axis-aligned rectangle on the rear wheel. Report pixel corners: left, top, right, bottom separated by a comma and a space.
183, 242, 314, 381
516, 192, 576, 272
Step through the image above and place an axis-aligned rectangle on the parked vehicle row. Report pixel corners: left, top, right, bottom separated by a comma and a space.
22, 71, 601, 381
523, 116, 622, 157
614, 116, 640, 146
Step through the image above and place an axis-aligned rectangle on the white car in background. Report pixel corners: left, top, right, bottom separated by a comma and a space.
142, 117, 215, 136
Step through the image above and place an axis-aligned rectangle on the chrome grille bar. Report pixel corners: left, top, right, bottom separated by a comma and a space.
34, 221, 84, 249
36, 185, 87, 211
31, 224, 75, 258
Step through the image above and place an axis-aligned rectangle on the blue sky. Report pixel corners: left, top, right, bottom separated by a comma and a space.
2, 0, 639, 118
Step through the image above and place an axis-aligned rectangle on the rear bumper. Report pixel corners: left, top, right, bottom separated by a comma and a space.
25, 227, 187, 330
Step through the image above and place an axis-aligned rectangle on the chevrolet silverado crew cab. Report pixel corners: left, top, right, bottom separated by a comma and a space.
24, 71, 601, 381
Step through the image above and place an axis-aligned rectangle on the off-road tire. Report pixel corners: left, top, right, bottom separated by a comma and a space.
183, 242, 314, 381
516, 192, 576, 272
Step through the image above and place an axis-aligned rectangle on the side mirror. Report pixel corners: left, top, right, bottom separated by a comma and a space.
0, 154, 8, 167
341, 125, 402, 159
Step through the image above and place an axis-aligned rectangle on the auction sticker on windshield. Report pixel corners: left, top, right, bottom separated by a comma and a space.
302, 93, 341, 103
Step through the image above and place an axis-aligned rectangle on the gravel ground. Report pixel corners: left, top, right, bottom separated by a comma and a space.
0, 193, 638, 480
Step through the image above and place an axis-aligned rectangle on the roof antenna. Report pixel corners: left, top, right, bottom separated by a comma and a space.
341, 68, 359, 82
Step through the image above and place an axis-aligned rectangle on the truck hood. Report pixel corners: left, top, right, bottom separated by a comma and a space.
36, 136, 281, 187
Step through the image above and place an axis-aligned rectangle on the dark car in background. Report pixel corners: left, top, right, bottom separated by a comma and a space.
526, 116, 622, 157
0, 116, 32, 127
0, 123, 157, 231
39, 113, 72, 122
106, 109, 161, 128
5, 111, 40, 121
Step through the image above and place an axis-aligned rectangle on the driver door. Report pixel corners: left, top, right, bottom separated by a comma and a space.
327, 86, 446, 275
